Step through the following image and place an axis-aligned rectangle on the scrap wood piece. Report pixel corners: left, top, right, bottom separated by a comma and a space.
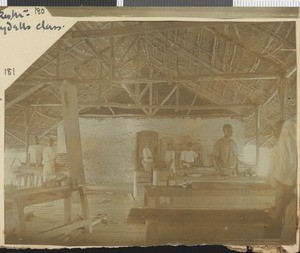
25, 211, 35, 221
105, 191, 114, 195
91, 218, 103, 227
127, 193, 135, 201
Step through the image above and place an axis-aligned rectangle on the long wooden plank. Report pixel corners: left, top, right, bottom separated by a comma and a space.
127, 208, 273, 224
144, 185, 274, 198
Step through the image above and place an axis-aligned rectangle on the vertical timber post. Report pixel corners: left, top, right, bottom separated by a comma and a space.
24, 107, 30, 164
255, 106, 261, 167
60, 83, 85, 184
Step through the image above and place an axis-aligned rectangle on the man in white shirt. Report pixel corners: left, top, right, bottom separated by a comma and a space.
27, 135, 43, 167
42, 138, 57, 182
180, 142, 198, 169
213, 124, 238, 176
28, 135, 44, 186
268, 115, 297, 243
142, 142, 154, 172
165, 143, 176, 173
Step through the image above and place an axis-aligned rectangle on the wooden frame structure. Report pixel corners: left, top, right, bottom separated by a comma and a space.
4, 20, 297, 184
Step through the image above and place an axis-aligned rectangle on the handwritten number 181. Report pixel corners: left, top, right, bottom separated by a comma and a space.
4, 68, 15, 76
35, 7, 45, 15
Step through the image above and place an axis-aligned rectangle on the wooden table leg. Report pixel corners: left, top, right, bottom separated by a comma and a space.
12, 201, 26, 239
153, 170, 158, 186
144, 192, 148, 207
154, 196, 159, 208
146, 219, 160, 245
78, 186, 92, 233
133, 171, 137, 199
64, 192, 72, 225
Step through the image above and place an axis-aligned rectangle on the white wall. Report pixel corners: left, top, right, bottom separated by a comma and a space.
74, 117, 245, 183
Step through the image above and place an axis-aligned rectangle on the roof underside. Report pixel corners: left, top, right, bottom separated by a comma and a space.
5, 21, 297, 148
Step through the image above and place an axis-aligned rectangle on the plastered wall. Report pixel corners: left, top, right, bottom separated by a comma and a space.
66, 117, 246, 183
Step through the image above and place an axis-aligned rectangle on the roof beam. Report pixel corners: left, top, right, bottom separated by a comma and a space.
29, 101, 255, 111
81, 113, 239, 118
5, 83, 48, 110
15, 72, 280, 86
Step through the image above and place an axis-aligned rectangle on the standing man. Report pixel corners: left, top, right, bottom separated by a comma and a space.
165, 143, 176, 174
28, 135, 44, 186
267, 120, 285, 187
213, 124, 238, 176
27, 135, 43, 167
268, 115, 297, 243
142, 141, 154, 172
180, 142, 198, 169
42, 138, 57, 182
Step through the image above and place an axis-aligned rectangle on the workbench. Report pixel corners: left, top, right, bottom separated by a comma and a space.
5, 185, 91, 239
127, 208, 281, 245
152, 166, 217, 186
144, 181, 275, 209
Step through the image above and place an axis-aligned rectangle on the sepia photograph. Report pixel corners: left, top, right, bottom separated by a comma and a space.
3, 18, 298, 248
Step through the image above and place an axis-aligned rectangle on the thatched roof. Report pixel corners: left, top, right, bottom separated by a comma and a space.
5, 21, 297, 148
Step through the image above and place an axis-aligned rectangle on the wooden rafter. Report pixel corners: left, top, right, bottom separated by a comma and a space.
254, 23, 295, 49
152, 85, 177, 115
5, 129, 25, 144
187, 93, 198, 115
145, 51, 245, 111
121, 83, 149, 115
84, 39, 111, 72
5, 83, 48, 110
203, 26, 288, 69
24, 40, 85, 80
147, 33, 264, 104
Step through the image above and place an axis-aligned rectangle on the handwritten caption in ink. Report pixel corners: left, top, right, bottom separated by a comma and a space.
0, 8, 65, 35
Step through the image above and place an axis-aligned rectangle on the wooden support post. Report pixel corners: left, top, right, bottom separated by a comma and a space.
12, 201, 26, 238
78, 186, 92, 233
175, 84, 179, 112
64, 192, 72, 225
149, 84, 153, 115
146, 219, 160, 245
133, 171, 138, 199
255, 106, 261, 166
25, 134, 29, 164
24, 107, 30, 164
144, 191, 148, 207
153, 170, 158, 186
60, 83, 85, 184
